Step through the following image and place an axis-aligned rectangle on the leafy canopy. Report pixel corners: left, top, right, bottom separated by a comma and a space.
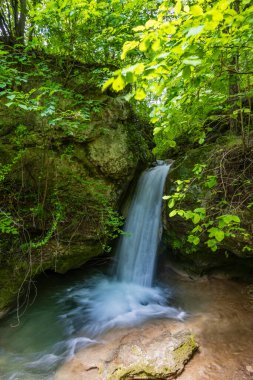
105, 0, 253, 155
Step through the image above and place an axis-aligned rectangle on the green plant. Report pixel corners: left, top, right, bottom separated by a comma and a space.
165, 153, 252, 253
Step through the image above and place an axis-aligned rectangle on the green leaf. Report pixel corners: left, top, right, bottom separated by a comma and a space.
194, 208, 206, 216
121, 41, 139, 60
182, 57, 202, 66
186, 25, 204, 37
207, 239, 218, 251
168, 199, 175, 208
152, 40, 161, 52
102, 77, 114, 92
145, 19, 159, 29
175, 0, 182, 15
133, 25, 145, 32
153, 127, 162, 135
193, 213, 201, 224
168, 140, 176, 147
208, 227, 225, 242
190, 5, 203, 16
205, 176, 217, 189
188, 235, 200, 245
112, 76, 125, 92
135, 88, 146, 100
7, 94, 16, 100
133, 63, 145, 75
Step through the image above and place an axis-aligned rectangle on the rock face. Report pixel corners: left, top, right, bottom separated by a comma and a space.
55, 323, 198, 380
0, 64, 152, 313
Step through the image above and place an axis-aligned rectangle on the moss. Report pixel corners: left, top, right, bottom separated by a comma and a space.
105, 335, 198, 380
52, 242, 103, 273
107, 364, 157, 380
172, 335, 198, 365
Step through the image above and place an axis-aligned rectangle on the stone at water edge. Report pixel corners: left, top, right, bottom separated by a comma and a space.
106, 330, 198, 380
55, 329, 198, 380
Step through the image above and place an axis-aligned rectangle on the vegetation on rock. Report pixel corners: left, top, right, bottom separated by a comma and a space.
0, 47, 151, 312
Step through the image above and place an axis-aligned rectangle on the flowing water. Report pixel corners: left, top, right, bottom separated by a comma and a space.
116, 164, 170, 286
1, 164, 253, 379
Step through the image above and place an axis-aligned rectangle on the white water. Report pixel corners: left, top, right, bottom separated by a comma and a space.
0, 163, 184, 379
66, 163, 185, 336
116, 164, 171, 286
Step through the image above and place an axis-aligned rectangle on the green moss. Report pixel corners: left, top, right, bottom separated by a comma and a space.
172, 335, 198, 365
53, 242, 103, 273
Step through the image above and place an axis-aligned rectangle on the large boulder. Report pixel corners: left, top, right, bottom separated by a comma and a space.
55, 323, 198, 380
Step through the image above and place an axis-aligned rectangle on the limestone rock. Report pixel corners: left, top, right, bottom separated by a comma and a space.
55, 325, 198, 380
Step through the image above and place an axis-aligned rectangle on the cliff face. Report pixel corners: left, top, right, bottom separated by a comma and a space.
0, 60, 152, 314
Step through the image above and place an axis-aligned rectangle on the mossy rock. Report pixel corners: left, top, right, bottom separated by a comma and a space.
55, 326, 198, 380
0, 87, 151, 314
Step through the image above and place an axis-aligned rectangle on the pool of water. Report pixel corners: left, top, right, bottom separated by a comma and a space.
0, 263, 253, 380
0, 263, 183, 380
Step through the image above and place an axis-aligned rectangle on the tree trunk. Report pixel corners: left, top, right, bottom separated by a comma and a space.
228, 0, 240, 134
0, 0, 27, 45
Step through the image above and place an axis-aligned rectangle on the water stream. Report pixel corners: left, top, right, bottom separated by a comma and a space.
116, 163, 170, 286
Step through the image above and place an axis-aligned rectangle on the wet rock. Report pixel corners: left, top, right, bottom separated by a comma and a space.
55, 325, 198, 380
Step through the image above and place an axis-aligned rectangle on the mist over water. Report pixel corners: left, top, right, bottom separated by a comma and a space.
0, 164, 184, 379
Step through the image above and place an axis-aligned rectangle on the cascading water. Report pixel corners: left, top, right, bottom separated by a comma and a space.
116, 163, 170, 286
63, 163, 185, 336
0, 163, 184, 380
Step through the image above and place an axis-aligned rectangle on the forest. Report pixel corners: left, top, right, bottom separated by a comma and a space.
0, 0, 253, 379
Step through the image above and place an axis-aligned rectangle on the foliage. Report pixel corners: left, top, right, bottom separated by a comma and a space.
105, 0, 253, 154
165, 143, 253, 253
1, 0, 158, 66
32, 0, 158, 65
102, 0, 253, 255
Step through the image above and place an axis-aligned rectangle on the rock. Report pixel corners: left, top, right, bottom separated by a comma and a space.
0, 72, 152, 313
89, 124, 136, 179
55, 323, 198, 380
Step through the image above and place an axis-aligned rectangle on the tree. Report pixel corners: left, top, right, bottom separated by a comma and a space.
105, 0, 253, 153
0, 0, 27, 44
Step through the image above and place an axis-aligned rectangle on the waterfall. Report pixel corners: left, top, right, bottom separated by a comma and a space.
116, 164, 170, 286
59, 163, 184, 337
